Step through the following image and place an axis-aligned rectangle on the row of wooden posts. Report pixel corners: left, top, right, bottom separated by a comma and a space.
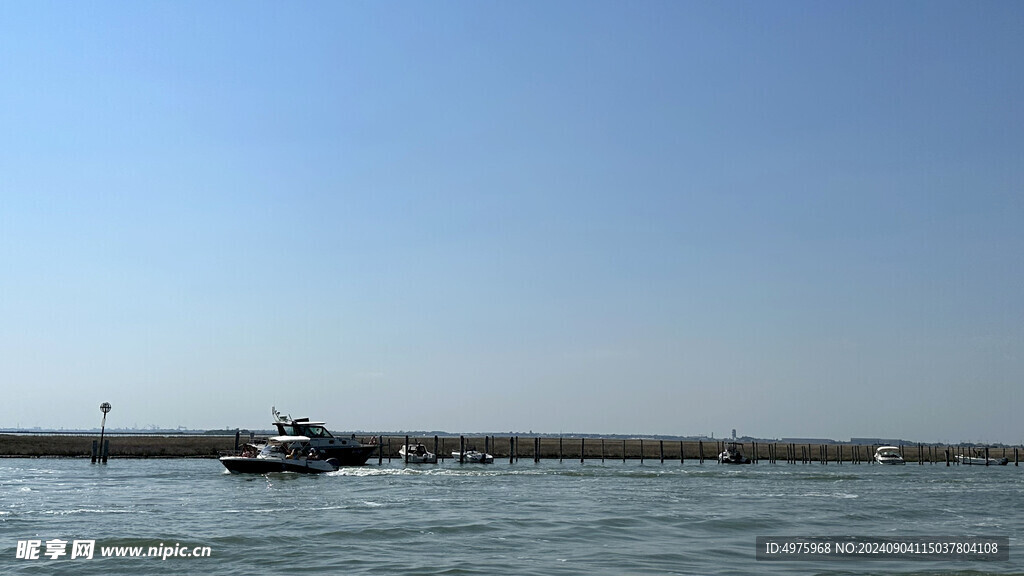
379, 436, 1022, 467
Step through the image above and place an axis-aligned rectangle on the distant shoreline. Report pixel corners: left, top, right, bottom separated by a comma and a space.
1, 434, 1019, 464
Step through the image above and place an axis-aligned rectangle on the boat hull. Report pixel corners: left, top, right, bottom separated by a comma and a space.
452, 451, 493, 463
318, 445, 377, 466
956, 456, 1009, 466
219, 456, 338, 474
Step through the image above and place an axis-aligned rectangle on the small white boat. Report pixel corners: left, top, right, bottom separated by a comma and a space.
874, 446, 905, 465
718, 442, 752, 464
452, 450, 493, 463
220, 436, 341, 474
956, 449, 1009, 466
399, 443, 437, 464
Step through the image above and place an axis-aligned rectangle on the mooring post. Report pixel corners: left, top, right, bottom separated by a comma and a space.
623, 439, 627, 463
91, 440, 98, 463
581, 438, 585, 464
699, 440, 704, 464
234, 429, 240, 452
559, 437, 563, 462
640, 439, 644, 464
680, 440, 684, 464
509, 436, 514, 464
485, 435, 490, 457
434, 435, 439, 461
985, 446, 990, 467
378, 436, 383, 465
388, 438, 392, 462
405, 435, 410, 464
95, 402, 112, 464
945, 448, 950, 466
459, 435, 465, 463
102, 440, 109, 464
659, 440, 664, 463
534, 437, 540, 463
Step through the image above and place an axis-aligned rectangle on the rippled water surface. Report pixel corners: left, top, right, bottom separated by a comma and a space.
2, 458, 1021, 575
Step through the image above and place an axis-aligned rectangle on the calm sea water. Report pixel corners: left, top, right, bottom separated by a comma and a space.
1, 458, 1021, 575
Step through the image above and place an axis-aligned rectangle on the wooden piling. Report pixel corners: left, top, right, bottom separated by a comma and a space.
509, 436, 514, 464
985, 447, 990, 467
378, 436, 383, 465
459, 435, 465, 463
660, 440, 664, 463
405, 435, 410, 464
640, 439, 644, 463
622, 439, 627, 463
581, 438, 585, 464
698, 440, 704, 464
534, 437, 540, 463
559, 437, 563, 462
680, 440, 684, 464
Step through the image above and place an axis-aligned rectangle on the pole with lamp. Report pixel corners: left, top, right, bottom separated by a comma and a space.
93, 402, 112, 464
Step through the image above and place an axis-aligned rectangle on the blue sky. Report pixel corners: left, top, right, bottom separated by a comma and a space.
2, 2, 1021, 443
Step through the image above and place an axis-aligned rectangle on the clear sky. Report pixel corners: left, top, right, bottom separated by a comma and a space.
2, 2, 1021, 443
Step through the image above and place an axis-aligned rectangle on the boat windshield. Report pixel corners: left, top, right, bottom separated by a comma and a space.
259, 444, 283, 457
300, 426, 333, 438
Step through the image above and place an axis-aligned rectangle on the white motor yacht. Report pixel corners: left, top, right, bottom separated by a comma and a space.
220, 436, 341, 474
399, 443, 438, 464
874, 446, 905, 465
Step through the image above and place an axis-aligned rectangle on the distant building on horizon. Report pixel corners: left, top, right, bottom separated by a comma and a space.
850, 437, 911, 446
781, 438, 838, 444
